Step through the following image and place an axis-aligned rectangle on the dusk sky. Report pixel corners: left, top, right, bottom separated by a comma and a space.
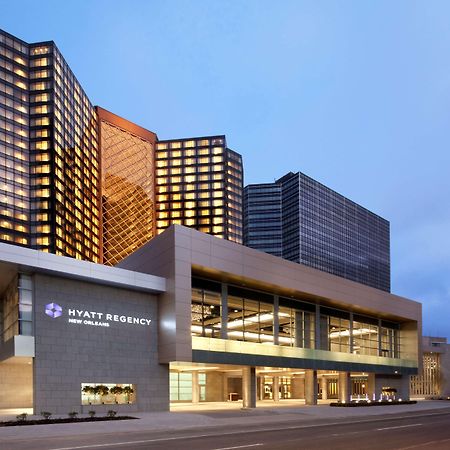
2, 0, 449, 337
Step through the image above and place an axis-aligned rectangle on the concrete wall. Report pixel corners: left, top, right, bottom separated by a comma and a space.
0, 362, 32, 408
368, 374, 410, 401
206, 372, 225, 401
118, 228, 192, 364
33, 274, 168, 414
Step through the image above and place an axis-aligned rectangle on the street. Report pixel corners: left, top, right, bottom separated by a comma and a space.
2, 408, 450, 450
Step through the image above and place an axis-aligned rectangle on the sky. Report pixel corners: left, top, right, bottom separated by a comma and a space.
1, 0, 449, 337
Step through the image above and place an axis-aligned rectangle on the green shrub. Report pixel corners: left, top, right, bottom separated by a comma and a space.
16, 413, 28, 422
40, 411, 52, 420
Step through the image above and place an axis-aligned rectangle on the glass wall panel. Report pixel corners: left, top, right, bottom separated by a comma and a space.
278, 298, 315, 348
227, 294, 273, 343
191, 288, 221, 338
329, 317, 351, 353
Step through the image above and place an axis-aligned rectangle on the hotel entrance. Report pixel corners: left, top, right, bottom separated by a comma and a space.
169, 363, 378, 409
261, 376, 292, 400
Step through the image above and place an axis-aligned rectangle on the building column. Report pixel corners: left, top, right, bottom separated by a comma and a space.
338, 372, 351, 403
242, 367, 257, 408
192, 371, 200, 403
321, 377, 328, 400
220, 283, 228, 340
314, 305, 321, 350
398, 375, 411, 401
273, 295, 279, 345
367, 373, 377, 401
258, 376, 264, 400
273, 376, 280, 402
305, 370, 318, 405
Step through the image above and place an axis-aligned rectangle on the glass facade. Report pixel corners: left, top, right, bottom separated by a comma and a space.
244, 172, 391, 292
0, 29, 101, 262
99, 115, 156, 265
0, 273, 33, 342
191, 277, 400, 358
243, 183, 282, 256
155, 136, 243, 243
0, 30, 30, 247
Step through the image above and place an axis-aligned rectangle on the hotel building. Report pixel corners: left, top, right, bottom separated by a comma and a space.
244, 172, 390, 292
0, 226, 420, 413
155, 136, 243, 243
0, 28, 244, 266
0, 29, 101, 262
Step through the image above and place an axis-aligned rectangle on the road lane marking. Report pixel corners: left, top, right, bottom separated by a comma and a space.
48, 435, 215, 450
212, 444, 263, 450
49, 441, 264, 450
377, 423, 423, 431
397, 438, 450, 449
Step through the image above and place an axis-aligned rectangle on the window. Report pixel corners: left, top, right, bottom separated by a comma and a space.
81, 383, 135, 405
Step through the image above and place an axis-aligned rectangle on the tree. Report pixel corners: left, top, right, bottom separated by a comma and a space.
93, 385, 110, 404
110, 386, 124, 404
82, 385, 95, 405
122, 385, 134, 404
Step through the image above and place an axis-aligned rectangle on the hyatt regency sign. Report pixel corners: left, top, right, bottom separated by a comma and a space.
45, 303, 152, 328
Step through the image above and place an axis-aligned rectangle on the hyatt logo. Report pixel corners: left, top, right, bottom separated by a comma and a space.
45, 303, 62, 319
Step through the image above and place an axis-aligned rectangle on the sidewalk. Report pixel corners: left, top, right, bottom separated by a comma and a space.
1, 400, 449, 442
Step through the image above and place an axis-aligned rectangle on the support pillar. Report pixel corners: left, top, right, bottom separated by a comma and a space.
220, 283, 228, 339
242, 366, 256, 408
273, 376, 280, 402
192, 371, 200, 403
305, 370, 318, 405
321, 377, 328, 400
338, 372, 351, 403
273, 295, 279, 345
367, 373, 377, 401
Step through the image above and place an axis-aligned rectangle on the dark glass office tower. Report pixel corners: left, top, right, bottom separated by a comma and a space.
243, 183, 282, 257
244, 172, 390, 292
0, 29, 101, 261
155, 136, 243, 243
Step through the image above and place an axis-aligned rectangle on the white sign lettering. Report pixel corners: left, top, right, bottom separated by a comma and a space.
64, 307, 151, 328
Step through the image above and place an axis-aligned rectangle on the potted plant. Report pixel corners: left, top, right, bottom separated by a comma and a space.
110, 385, 124, 404
82, 385, 95, 405
93, 385, 110, 404
122, 385, 134, 404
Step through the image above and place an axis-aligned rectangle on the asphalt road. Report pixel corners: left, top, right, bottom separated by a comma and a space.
3, 408, 450, 450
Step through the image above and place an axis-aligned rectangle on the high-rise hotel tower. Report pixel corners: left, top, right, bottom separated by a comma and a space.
0, 29, 244, 265
0, 29, 100, 261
